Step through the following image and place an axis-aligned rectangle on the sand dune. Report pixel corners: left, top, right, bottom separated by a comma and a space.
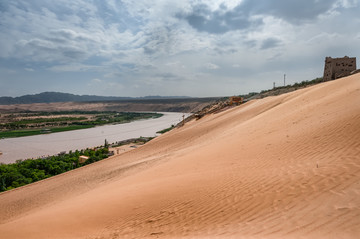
1, 74, 360, 239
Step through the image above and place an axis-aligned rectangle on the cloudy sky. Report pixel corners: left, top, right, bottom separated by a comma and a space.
0, 0, 359, 97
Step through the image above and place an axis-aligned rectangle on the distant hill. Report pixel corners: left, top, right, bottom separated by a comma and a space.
0, 92, 190, 105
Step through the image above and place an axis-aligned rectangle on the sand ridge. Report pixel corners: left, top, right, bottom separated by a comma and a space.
0, 74, 359, 238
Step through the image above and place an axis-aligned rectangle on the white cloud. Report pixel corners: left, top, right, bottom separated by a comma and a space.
335, 0, 358, 8
0, 0, 359, 97
49, 64, 101, 72
204, 63, 220, 70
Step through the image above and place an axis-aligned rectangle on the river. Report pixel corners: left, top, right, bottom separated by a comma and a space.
0, 112, 188, 164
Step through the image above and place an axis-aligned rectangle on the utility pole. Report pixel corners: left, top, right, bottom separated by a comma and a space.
284, 74, 286, 86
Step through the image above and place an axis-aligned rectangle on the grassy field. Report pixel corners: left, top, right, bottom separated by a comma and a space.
0, 125, 94, 138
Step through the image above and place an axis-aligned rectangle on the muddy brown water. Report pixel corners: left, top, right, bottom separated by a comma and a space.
0, 112, 188, 164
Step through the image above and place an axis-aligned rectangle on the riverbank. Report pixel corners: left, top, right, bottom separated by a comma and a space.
0, 112, 188, 164
0, 112, 162, 139
0, 136, 152, 192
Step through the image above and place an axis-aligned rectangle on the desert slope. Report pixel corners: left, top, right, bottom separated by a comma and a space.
0, 74, 360, 239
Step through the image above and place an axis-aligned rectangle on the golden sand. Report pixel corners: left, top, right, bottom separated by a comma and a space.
0, 74, 359, 238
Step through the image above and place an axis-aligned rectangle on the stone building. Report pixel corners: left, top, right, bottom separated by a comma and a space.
323, 56, 356, 82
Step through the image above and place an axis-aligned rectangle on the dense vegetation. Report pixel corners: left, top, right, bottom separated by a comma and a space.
0, 147, 109, 192
1, 116, 87, 127
0, 111, 163, 138
0, 125, 94, 138
156, 125, 175, 134
232, 77, 324, 100
259, 77, 323, 95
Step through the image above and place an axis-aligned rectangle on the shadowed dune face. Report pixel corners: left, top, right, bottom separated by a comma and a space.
0, 75, 360, 239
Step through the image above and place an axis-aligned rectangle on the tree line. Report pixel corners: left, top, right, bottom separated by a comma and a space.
0, 147, 109, 192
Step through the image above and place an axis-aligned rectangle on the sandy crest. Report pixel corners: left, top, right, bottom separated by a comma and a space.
0, 75, 359, 239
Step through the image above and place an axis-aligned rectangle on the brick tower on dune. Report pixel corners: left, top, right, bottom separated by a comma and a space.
323, 56, 356, 82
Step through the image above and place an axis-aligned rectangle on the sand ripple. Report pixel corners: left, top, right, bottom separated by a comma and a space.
0, 75, 359, 238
